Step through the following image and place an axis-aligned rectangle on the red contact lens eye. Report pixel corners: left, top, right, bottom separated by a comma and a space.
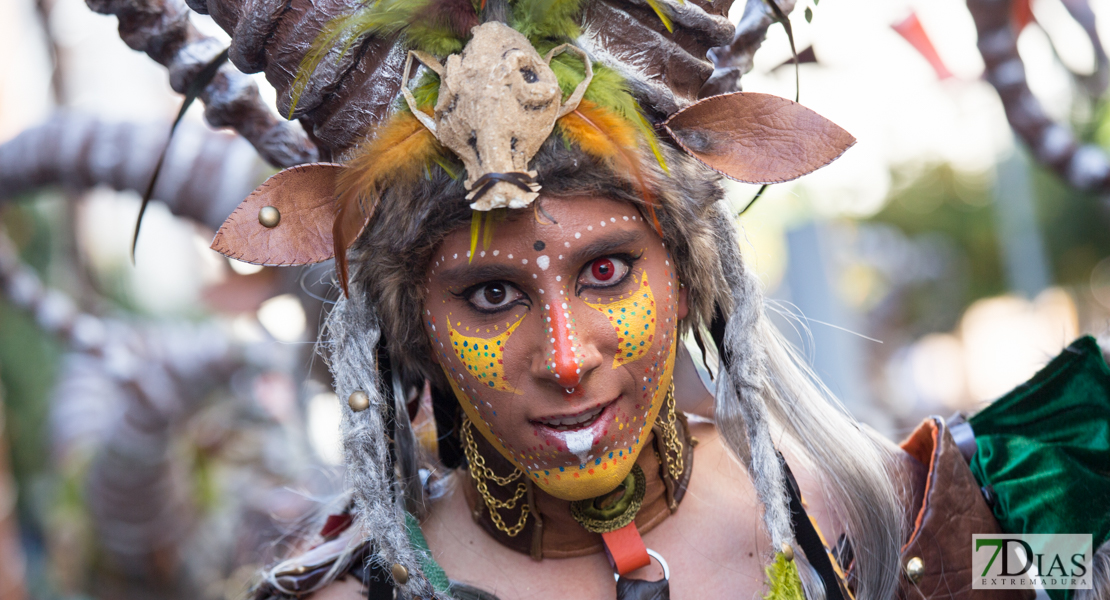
592, 258, 615, 281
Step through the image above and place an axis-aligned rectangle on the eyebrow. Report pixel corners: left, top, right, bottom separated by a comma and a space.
568, 229, 645, 265
437, 262, 529, 288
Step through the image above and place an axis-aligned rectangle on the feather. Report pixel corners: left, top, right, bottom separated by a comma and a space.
557, 101, 663, 234
334, 111, 445, 293
289, 0, 476, 116
549, 57, 669, 174
511, 0, 585, 42
407, 0, 480, 55
644, 0, 674, 32
469, 210, 481, 264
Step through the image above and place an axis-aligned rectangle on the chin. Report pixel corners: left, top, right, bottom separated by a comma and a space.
451, 343, 676, 501
465, 397, 662, 501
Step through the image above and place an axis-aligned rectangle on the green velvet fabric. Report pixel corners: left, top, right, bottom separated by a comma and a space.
969, 336, 1110, 600
406, 512, 452, 594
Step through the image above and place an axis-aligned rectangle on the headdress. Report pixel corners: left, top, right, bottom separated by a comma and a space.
208, 0, 854, 291
189, 1, 894, 598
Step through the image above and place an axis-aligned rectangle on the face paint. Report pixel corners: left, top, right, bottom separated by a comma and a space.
452, 340, 678, 501
424, 197, 686, 502
585, 270, 656, 368
447, 313, 525, 394
541, 286, 587, 388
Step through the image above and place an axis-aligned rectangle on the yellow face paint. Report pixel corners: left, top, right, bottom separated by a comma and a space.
447, 313, 525, 394
448, 341, 677, 501
585, 271, 657, 368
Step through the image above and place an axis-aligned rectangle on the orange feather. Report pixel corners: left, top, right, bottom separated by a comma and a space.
556, 101, 663, 235
333, 111, 443, 294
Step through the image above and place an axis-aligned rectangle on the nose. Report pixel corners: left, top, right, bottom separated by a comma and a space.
532, 289, 602, 389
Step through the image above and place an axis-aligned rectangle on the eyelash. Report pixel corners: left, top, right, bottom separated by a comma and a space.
576, 252, 641, 294
453, 281, 530, 315
451, 252, 642, 314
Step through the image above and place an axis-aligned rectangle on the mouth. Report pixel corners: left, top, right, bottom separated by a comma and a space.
532, 398, 617, 432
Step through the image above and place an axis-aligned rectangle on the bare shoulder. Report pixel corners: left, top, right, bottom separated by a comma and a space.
306, 577, 366, 600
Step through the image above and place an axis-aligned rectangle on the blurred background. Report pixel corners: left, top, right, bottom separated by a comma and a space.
0, 0, 1108, 596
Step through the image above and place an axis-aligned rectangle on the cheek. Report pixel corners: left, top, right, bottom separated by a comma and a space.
445, 313, 526, 393
584, 271, 657, 368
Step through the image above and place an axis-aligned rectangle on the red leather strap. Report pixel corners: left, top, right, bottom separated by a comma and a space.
602, 523, 651, 575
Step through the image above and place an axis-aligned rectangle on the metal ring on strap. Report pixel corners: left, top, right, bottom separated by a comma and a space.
612, 548, 670, 582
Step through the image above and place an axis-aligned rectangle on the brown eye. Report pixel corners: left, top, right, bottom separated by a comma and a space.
484, 283, 506, 305
465, 281, 525, 313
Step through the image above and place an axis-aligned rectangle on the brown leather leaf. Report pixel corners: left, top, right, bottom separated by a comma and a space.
662, 92, 856, 184
211, 163, 343, 266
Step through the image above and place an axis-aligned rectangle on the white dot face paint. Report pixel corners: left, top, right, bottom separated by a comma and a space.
493, 250, 499, 256
536, 255, 550, 270
574, 232, 581, 239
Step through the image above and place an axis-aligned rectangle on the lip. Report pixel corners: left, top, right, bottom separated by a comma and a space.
531, 397, 620, 464
531, 398, 616, 430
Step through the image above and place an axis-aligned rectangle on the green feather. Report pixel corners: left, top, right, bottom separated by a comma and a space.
289, 0, 433, 118
548, 54, 669, 173
510, 0, 585, 43
764, 553, 805, 600
405, 22, 467, 56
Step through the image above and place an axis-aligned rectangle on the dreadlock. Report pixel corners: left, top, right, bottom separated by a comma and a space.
314, 138, 907, 598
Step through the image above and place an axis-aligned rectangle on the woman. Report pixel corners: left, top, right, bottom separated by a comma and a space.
199, 1, 1107, 599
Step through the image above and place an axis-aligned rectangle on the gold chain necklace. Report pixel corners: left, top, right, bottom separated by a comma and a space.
658, 379, 684, 482
462, 417, 531, 537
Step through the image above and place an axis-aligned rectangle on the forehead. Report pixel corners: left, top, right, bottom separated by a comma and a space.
435, 196, 649, 255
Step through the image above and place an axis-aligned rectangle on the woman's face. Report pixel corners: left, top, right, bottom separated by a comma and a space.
423, 196, 685, 501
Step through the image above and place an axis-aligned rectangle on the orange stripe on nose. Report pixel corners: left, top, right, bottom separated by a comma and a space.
544, 289, 583, 387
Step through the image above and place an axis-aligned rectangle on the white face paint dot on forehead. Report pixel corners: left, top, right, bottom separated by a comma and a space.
564, 241, 571, 248
600, 221, 606, 227
536, 256, 550, 270
522, 258, 528, 265
623, 216, 629, 221
480, 251, 486, 257
610, 217, 616, 222
508, 254, 514, 259
493, 250, 499, 256
574, 232, 581, 239
587, 225, 593, 231
453, 253, 458, 259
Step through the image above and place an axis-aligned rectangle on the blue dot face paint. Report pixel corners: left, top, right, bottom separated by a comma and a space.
423, 197, 685, 501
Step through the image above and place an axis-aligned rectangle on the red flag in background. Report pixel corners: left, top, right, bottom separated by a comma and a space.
892, 12, 955, 80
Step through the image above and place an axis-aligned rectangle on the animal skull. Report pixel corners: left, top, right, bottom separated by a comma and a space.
403, 22, 592, 210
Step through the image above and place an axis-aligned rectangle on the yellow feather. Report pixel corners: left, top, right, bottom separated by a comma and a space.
556, 101, 638, 162
333, 110, 443, 293
556, 101, 663, 234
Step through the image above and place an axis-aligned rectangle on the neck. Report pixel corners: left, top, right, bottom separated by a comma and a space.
461, 414, 694, 560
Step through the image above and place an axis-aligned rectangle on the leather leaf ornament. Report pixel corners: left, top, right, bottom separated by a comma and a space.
211, 163, 343, 266
662, 92, 855, 184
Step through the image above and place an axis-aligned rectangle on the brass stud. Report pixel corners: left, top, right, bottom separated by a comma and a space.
391, 563, 409, 584
258, 205, 281, 228
348, 390, 370, 412
905, 556, 925, 583
781, 543, 794, 562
